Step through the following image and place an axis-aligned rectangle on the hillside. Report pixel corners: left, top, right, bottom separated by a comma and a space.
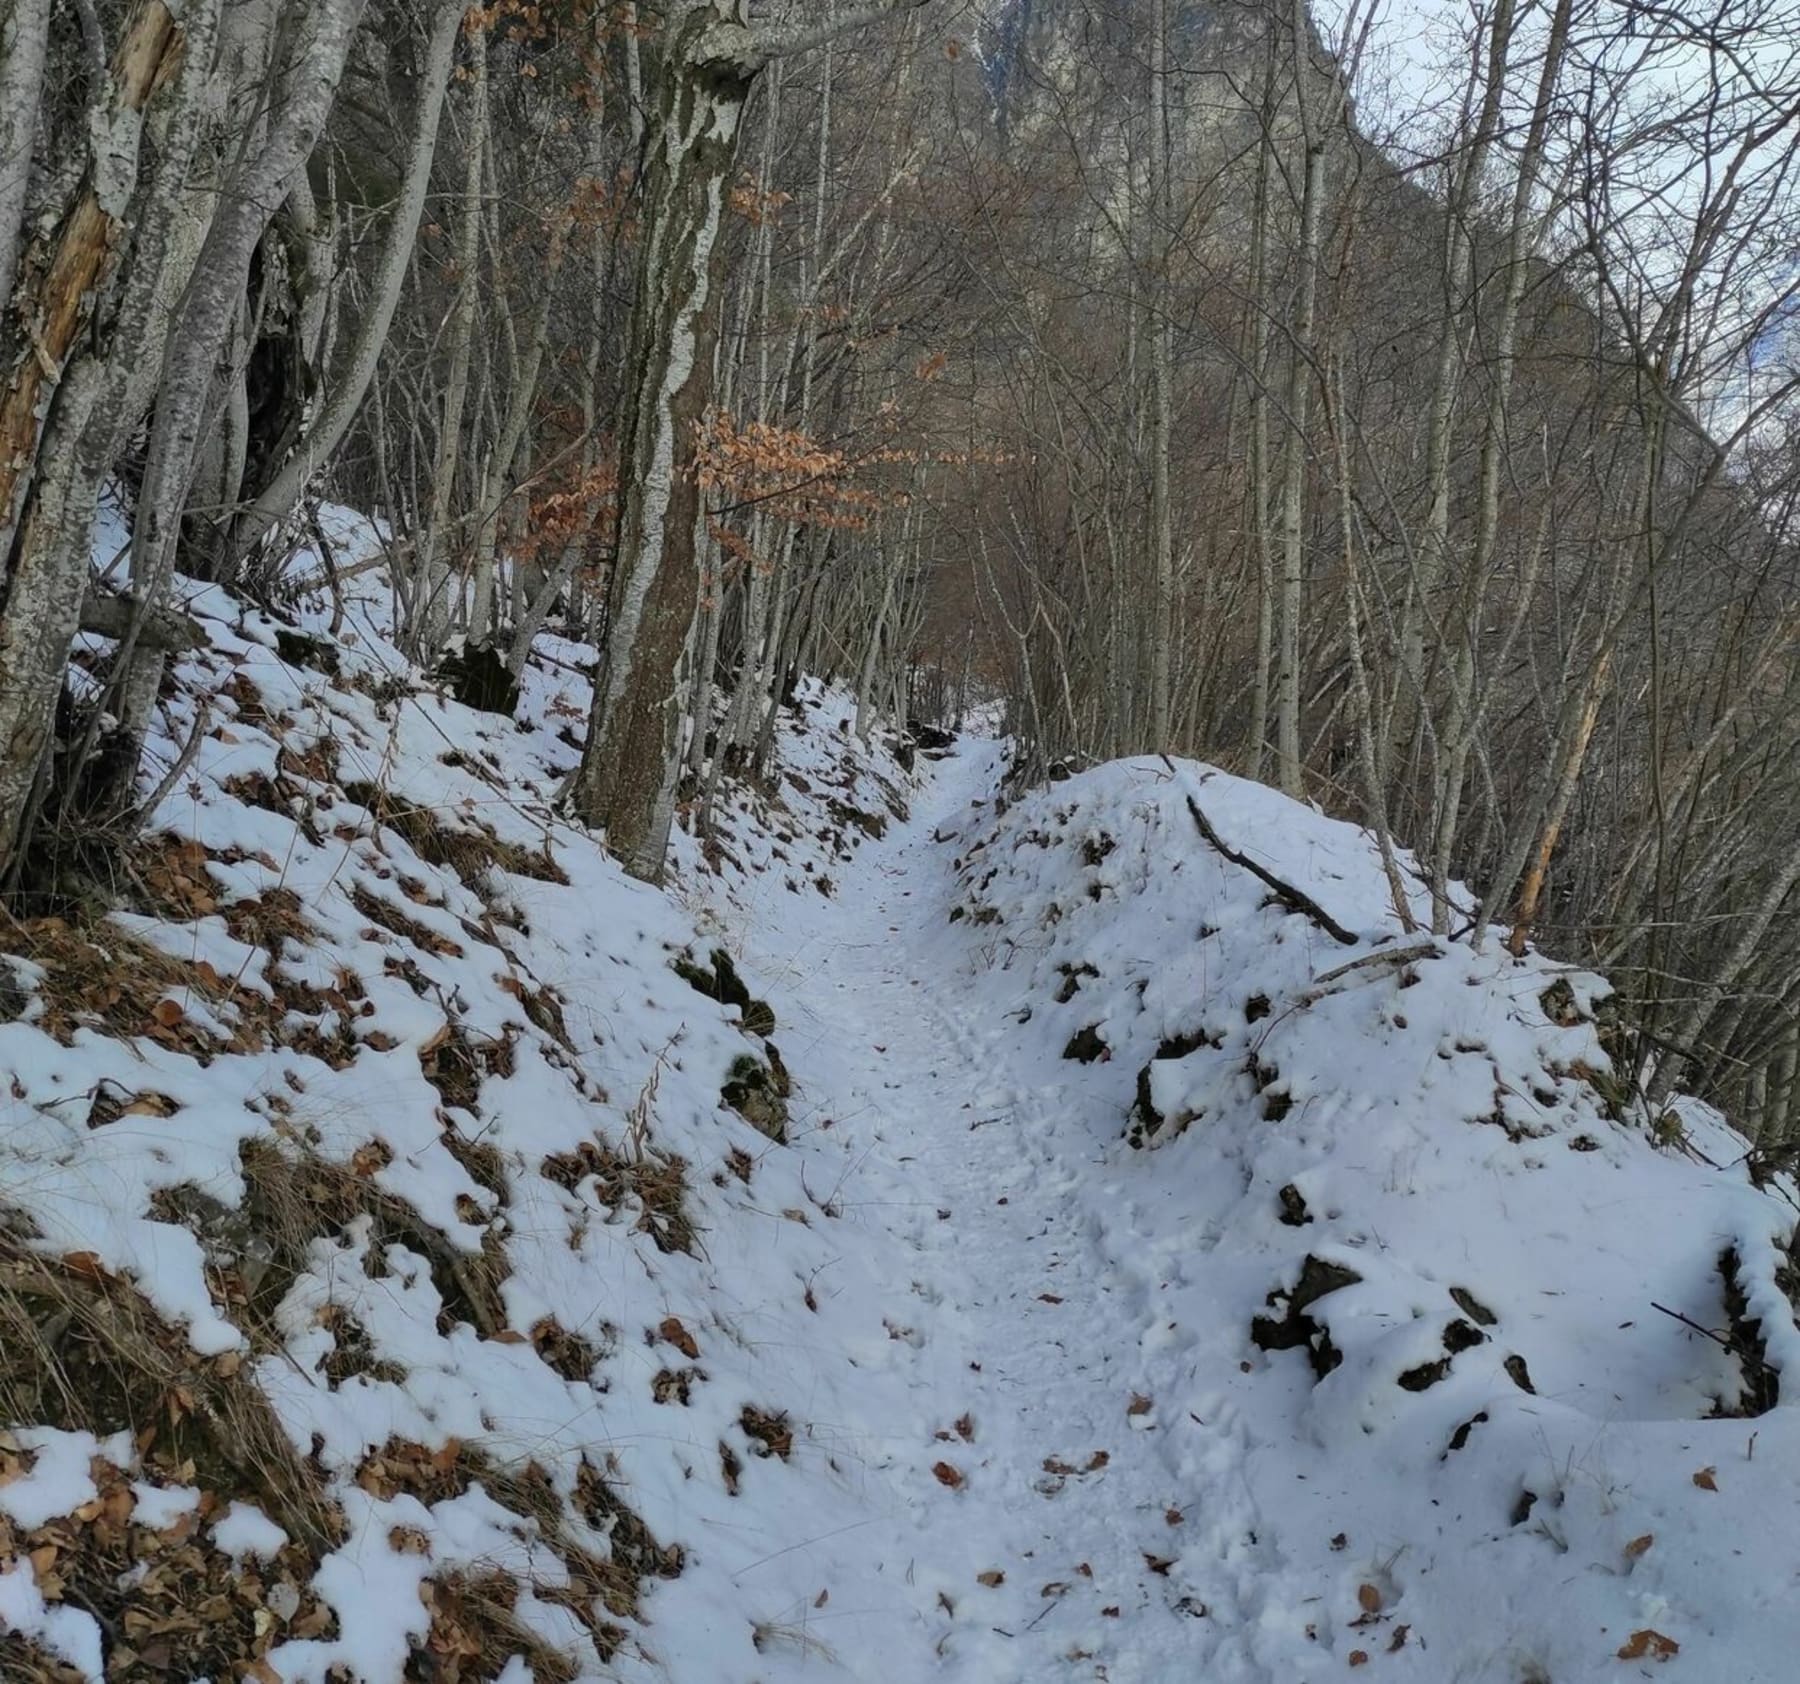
0, 523, 1795, 1681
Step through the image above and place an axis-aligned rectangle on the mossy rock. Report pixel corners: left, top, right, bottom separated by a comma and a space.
436, 639, 519, 717
723, 1053, 788, 1143
673, 946, 776, 1036
274, 627, 341, 675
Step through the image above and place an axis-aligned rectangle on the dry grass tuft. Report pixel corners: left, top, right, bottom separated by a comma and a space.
0, 1237, 342, 1558
540, 1136, 695, 1255
239, 1137, 509, 1341
343, 781, 568, 890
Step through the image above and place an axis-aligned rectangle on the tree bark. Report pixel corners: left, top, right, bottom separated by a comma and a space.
573, 0, 926, 881
0, 0, 51, 328
0, 1, 180, 561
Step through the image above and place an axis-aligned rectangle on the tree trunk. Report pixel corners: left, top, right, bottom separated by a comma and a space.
229, 0, 466, 568
409, 20, 487, 657
0, 1, 181, 560
572, 8, 758, 880
573, 0, 925, 880
127, 0, 366, 608
1146, 0, 1174, 748
0, 0, 51, 327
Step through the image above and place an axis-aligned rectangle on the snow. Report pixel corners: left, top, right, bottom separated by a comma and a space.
211, 1501, 289, 1561
1, 506, 1795, 1679
0, 1430, 125, 1531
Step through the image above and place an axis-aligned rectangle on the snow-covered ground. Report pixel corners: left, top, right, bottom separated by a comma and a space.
703, 745, 1800, 1684
1, 515, 1796, 1680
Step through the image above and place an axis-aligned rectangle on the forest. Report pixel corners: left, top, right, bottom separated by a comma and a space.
2, 3, 1800, 1678
5, 0, 1798, 1134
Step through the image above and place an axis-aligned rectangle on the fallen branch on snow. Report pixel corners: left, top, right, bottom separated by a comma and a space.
1160, 757, 1358, 947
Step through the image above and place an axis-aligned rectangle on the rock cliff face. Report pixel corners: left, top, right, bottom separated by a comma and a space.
983, 0, 1327, 143
977, 0, 1346, 258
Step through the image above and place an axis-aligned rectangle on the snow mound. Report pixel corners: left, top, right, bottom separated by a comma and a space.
943, 754, 1800, 1681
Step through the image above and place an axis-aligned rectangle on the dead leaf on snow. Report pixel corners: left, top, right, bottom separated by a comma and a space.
659, 1315, 700, 1359
1617, 1629, 1680, 1661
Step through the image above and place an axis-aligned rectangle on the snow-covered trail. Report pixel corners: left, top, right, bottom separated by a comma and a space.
709, 739, 1320, 1684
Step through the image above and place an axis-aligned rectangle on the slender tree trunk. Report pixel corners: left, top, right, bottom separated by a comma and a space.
1245, 37, 1276, 779
230, 0, 465, 567
409, 24, 486, 655
127, 0, 366, 605
1146, 0, 1174, 747
1275, 134, 1324, 798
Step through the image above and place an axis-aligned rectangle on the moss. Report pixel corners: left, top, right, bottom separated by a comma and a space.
723, 1053, 789, 1143
673, 945, 776, 1035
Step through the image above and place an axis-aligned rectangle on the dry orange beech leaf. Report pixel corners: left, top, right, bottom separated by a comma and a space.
1617, 1629, 1680, 1661
933, 1461, 965, 1490
1357, 1583, 1383, 1614
62, 1251, 108, 1282
1348, 1651, 1370, 1668
151, 998, 184, 1028
1625, 1533, 1655, 1559
1692, 1466, 1718, 1491
659, 1316, 700, 1359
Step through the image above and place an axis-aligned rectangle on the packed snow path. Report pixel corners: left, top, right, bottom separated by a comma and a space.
712, 740, 1335, 1684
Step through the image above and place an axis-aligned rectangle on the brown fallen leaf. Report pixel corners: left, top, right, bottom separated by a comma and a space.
1617, 1628, 1680, 1661
1143, 1553, 1175, 1576
1625, 1533, 1655, 1559
933, 1461, 965, 1490
954, 1413, 975, 1442
1388, 1624, 1411, 1652
1165, 1506, 1184, 1526
1692, 1466, 1718, 1491
1348, 1651, 1369, 1668
1127, 1393, 1154, 1417
659, 1316, 700, 1359
1357, 1583, 1382, 1614
151, 998, 185, 1028
976, 1569, 1005, 1588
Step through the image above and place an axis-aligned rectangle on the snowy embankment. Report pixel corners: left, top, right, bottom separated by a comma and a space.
928, 755, 1800, 1682
0, 514, 936, 1682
